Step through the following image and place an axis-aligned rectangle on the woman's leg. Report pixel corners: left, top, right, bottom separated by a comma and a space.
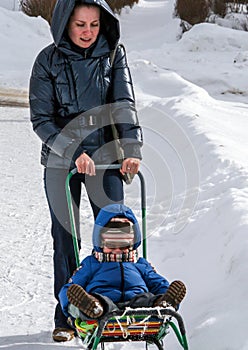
85, 169, 124, 218
44, 168, 83, 328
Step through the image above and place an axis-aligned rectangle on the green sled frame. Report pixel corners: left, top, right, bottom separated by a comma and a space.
65, 164, 189, 350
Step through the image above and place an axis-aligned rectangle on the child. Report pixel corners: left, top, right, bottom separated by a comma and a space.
59, 204, 186, 326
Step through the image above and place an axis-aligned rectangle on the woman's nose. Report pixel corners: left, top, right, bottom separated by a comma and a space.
82, 24, 91, 33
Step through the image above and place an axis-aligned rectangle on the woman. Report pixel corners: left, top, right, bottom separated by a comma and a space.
29, 0, 143, 341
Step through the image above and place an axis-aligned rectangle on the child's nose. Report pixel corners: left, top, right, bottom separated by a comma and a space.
112, 248, 123, 253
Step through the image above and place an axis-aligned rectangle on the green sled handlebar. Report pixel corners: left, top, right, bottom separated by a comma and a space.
65, 164, 147, 267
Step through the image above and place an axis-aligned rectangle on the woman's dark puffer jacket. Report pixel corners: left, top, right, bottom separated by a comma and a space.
29, 0, 143, 168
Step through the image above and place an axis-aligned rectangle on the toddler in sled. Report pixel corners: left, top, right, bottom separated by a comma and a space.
57, 204, 186, 341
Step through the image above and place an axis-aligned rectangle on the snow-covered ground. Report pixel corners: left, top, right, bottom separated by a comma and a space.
1, 1, 248, 349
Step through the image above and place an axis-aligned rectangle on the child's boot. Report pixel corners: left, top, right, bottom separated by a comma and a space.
67, 284, 103, 318
154, 280, 186, 308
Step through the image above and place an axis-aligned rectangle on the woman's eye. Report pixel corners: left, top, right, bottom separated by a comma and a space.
75, 22, 99, 28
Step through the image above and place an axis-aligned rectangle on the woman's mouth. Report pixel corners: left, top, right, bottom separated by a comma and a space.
80, 38, 92, 42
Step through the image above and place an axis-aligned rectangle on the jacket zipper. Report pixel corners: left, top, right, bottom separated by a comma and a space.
119, 262, 125, 302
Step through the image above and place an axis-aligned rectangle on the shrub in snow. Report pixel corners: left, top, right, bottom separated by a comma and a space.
211, 0, 227, 17
107, 0, 139, 14
174, 0, 211, 26
20, 0, 56, 24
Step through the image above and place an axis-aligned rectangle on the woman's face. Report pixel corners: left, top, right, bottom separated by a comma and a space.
67, 5, 100, 49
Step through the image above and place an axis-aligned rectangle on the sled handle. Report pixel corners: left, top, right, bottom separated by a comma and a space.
65, 164, 147, 267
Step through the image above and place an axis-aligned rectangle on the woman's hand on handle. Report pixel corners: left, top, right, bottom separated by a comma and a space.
121, 158, 140, 175
75, 153, 96, 176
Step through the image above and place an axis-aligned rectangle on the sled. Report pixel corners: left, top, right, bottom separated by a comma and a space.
65, 164, 189, 350
74, 306, 188, 350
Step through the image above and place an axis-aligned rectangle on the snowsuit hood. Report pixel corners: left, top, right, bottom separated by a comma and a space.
51, 0, 120, 50
93, 204, 142, 252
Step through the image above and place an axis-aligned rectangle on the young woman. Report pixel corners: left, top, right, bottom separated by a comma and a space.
29, 0, 143, 340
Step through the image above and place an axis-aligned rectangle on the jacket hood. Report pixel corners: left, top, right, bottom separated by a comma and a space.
51, 0, 120, 50
93, 204, 142, 252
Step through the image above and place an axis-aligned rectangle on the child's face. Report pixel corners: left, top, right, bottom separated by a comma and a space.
103, 246, 130, 254
101, 218, 134, 253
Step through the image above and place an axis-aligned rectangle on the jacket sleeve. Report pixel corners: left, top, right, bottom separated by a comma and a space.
58, 256, 94, 317
137, 258, 170, 295
110, 45, 143, 159
29, 49, 81, 159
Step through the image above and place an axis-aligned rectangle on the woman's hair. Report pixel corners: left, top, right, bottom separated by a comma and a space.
70, 1, 101, 21
74, 0, 101, 10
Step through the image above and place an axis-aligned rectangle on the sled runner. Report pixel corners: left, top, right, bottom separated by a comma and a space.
65, 165, 189, 350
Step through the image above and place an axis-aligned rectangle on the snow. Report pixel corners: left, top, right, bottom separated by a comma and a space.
1, 1, 248, 349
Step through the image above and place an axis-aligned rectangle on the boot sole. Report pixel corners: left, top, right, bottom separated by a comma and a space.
165, 280, 186, 307
67, 284, 103, 318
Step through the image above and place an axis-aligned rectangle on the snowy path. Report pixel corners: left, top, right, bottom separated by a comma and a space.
0, 107, 53, 337
0, 107, 86, 348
